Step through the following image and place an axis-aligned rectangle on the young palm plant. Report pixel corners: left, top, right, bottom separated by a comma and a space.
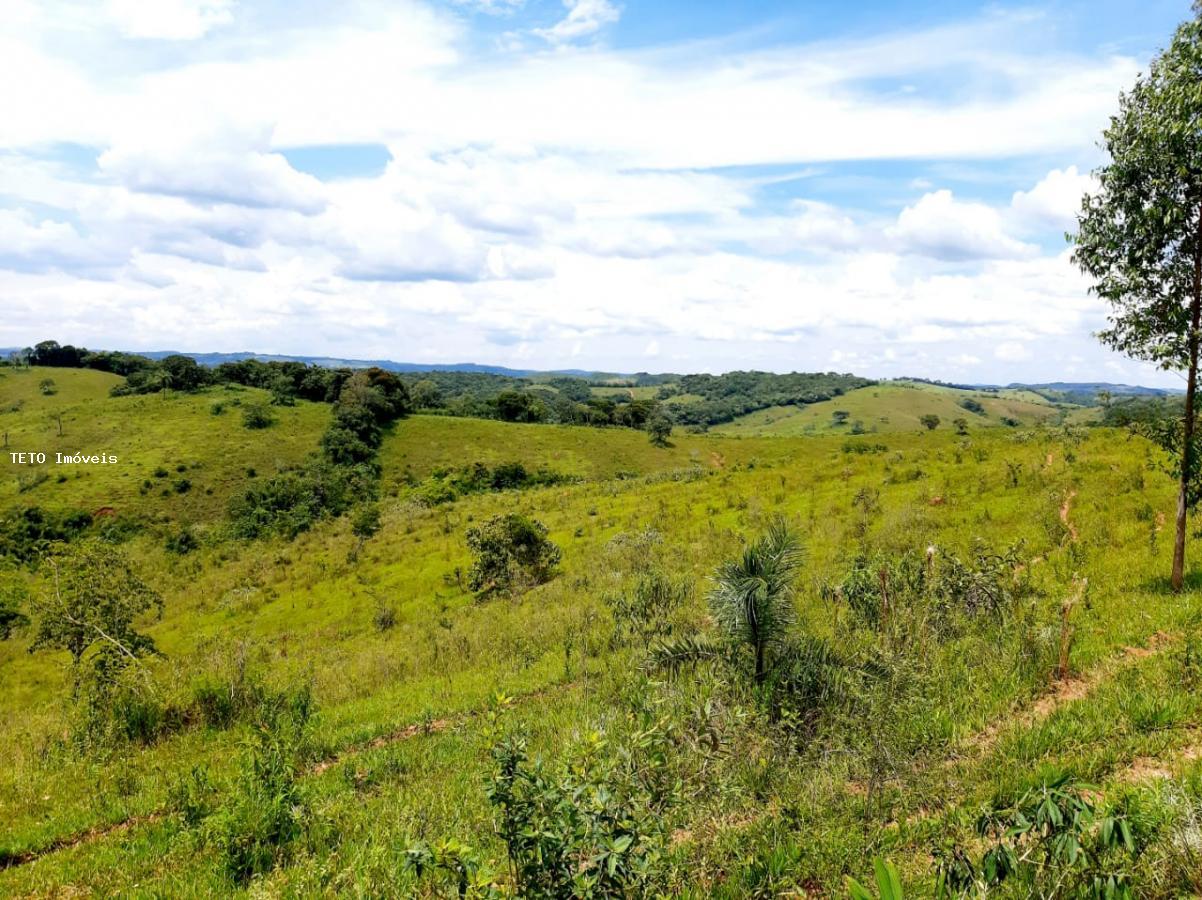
709, 518, 803, 683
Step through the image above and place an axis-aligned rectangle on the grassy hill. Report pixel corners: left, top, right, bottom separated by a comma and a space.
713, 381, 1068, 436
2, 367, 1201, 896
0, 367, 330, 524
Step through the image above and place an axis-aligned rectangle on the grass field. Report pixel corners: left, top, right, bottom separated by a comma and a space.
713, 382, 1068, 436
2, 368, 1201, 896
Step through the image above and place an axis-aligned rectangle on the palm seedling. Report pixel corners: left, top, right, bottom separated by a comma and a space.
708, 518, 803, 683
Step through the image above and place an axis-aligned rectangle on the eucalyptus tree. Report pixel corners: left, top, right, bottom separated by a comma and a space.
708, 518, 803, 683
1073, 7, 1202, 590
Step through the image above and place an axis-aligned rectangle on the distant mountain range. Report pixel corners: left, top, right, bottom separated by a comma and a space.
136, 350, 599, 377
999, 381, 1182, 396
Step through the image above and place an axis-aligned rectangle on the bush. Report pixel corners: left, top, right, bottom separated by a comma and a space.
228, 461, 373, 539
165, 526, 199, 554
485, 725, 674, 897
206, 690, 314, 883
604, 568, 690, 648
242, 404, 275, 430
465, 514, 561, 596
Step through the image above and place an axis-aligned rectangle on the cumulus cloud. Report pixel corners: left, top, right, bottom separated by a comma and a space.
1010, 165, 1097, 230
0, 0, 1169, 384
890, 190, 1037, 261
99, 146, 328, 214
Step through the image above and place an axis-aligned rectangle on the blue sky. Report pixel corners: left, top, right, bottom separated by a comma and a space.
0, 0, 1197, 383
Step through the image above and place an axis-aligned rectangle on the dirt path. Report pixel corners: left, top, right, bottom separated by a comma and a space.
1060, 489, 1079, 543
963, 633, 1171, 757
0, 812, 166, 871
2, 681, 573, 872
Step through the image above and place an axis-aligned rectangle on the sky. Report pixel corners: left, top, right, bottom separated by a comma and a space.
0, 0, 1196, 384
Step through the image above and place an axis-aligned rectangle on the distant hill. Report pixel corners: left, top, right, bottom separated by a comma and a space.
122, 351, 604, 379
1004, 381, 1181, 396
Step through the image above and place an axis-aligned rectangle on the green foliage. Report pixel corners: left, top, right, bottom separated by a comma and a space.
0, 566, 29, 640
465, 513, 561, 596
920, 414, 941, 431
847, 858, 906, 900
647, 412, 673, 447
0, 505, 93, 562
485, 722, 675, 898
937, 776, 1138, 898
672, 371, 873, 427
206, 689, 314, 883
603, 568, 690, 648
960, 398, 986, 415
1073, 13, 1202, 372
227, 460, 373, 539
708, 518, 803, 682
164, 526, 199, 554
351, 503, 381, 541
402, 838, 503, 897
241, 403, 275, 430
821, 543, 1030, 632
413, 460, 576, 506
29, 540, 163, 682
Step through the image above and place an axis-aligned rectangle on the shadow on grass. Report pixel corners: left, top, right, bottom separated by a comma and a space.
1138, 569, 1202, 595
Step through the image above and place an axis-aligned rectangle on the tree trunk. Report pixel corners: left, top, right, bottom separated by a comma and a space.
754, 640, 765, 684
1173, 205, 1202, 592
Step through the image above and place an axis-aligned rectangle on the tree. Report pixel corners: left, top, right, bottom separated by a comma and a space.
708, 519, 803, 683
920, 414, 941, 431
1072, 8, 1202, 591
831, 410, 851, 426
410, 379, 442, 409
465, 514, 561, 596
953, 417, 969, 436
30, 541, 163, 689
159, 354, 207, 391
349, 503, 381, 561
647, 413, 673, 447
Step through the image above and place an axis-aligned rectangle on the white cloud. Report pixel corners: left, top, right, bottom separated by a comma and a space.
0, 1, 1171, 384
890, 190, 1036, 261
534, 0, 620, 43
104, 0, 235, 40
1010, 165, 1097, 230
994, 341, 1033, 362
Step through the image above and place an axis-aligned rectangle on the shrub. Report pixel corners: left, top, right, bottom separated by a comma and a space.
206, 690, 314, 883
242, 404, 275, 430
465, 514, 561, 596
485, 726, 674, 897
604, 568, 690, 648
165, 526, 199, 554
0, 505, 93, 562
937, 776, 1138, 897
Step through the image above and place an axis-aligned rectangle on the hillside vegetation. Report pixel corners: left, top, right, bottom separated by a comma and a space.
1, 366, 1201, 897
714, 382, 1070, 436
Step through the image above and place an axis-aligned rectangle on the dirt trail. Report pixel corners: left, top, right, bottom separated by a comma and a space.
1114, 732, 1202, 785
1060, 489, 1079, 543
964, 632, 1172, 757
2, 682, 571, 872
0, 812, 166, 871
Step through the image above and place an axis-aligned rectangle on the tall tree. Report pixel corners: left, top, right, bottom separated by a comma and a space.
1072, 8, 1202, 591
